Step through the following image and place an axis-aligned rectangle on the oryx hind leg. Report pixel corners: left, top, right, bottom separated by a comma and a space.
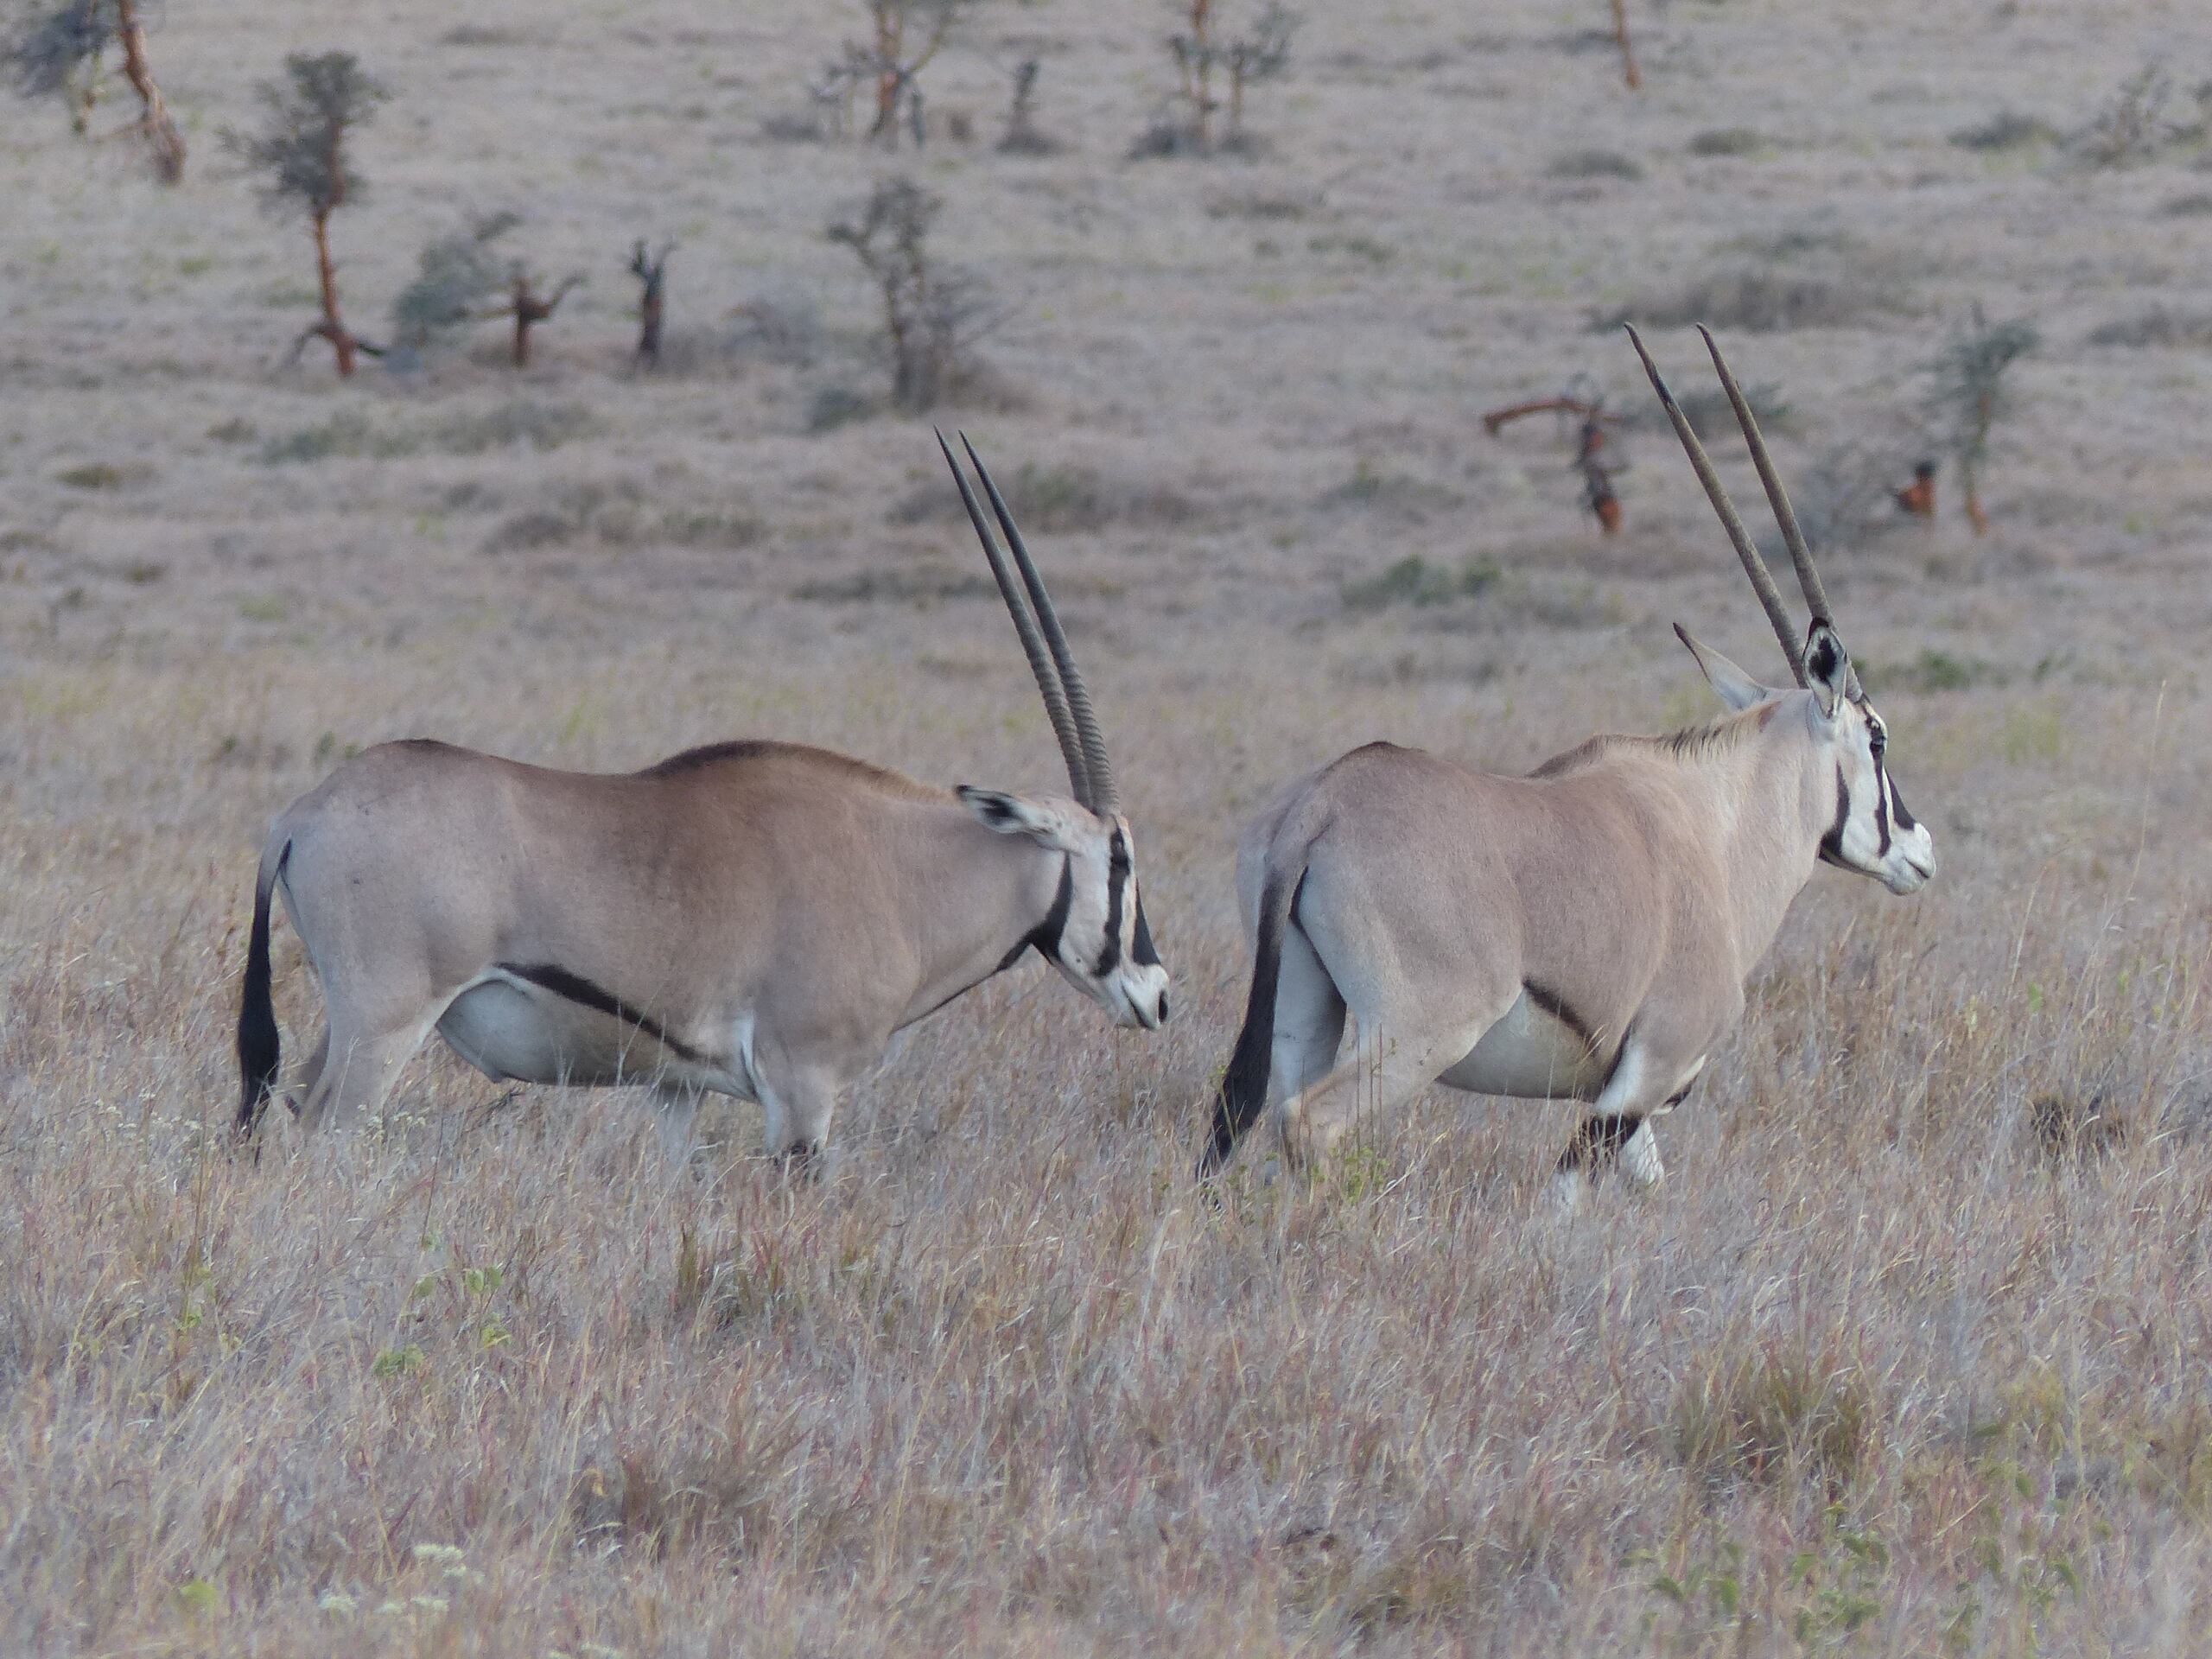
295, 1011, 443, 1139
1274, 1007, 1506, 1175
1268, 923, 1348, 1115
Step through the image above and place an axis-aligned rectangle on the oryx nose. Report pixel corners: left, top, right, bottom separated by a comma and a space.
1155, 989, 1172, 1026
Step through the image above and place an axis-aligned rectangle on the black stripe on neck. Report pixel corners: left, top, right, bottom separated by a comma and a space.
498, 962, 708, 1064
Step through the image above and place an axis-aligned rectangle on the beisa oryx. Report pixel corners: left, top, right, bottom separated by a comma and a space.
1198, 326, 1935, 1206
236, 435, 1169, 1169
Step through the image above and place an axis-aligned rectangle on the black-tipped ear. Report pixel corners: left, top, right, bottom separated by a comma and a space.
957, 785, 1027, 832
1675, 622, 1769, 713
957, 785, 1077, 848
1803, 621, 1851, 716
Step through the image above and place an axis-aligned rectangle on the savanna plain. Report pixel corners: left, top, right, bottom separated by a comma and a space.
6, 0, 2212, 1652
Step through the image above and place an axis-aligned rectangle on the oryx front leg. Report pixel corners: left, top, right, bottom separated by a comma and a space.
753, 1053, 844, 1182
1548, 1061, 1699, 1213
652, 1083, 706, 1174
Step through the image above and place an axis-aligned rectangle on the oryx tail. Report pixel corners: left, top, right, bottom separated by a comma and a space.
236, 837, 290, 1134
1200, 863, 1310, 1175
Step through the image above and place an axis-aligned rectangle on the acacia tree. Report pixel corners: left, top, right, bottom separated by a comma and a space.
1145, 0, 1297, 155
1926, 305, 2037, 536
7, 0, 185, 181
227, 53, 387, 377
828, 177, 992, 411
629, 239, 673, 366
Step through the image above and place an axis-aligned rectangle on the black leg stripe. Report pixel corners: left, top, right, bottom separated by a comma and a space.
498, 962, 709, 1065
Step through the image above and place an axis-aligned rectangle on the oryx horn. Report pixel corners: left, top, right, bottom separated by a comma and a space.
1697, 326, 1862, 700
937, 430, 1100, 809
1624, 321, 1808, 688
962, 432, 1117, 815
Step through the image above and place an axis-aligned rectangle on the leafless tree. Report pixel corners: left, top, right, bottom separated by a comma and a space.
1925, 304, 2037, 535
1140, 0, 1298, 156
996, 57, 1057, 155
7, 0, 184, 181
828, 177, 994, 411
226, 52, 389, 377
629, 239, 673, 366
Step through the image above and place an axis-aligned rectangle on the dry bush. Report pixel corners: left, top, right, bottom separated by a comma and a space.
827, 177, 996, 413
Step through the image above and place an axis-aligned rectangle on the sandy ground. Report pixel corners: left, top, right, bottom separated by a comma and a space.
4, 0, 2212, 1651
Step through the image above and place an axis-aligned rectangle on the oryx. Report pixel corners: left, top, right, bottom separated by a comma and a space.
1198, 326, 1935, 1205
236, 435, 1169, 1168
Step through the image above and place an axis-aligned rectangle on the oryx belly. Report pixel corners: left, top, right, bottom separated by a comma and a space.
436, 970, 751, 1096
1436, 989, 1611, 1101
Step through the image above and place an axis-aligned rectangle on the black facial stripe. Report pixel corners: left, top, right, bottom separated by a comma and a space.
1094, 832, 1128, 977
1033, 855, 1075, 965
1819, 765, 1851, 867
1888, 774, 1917, 831
499, 962, 709, 1064
1872, 756, 1893, 856
1130, 898, 1160, 968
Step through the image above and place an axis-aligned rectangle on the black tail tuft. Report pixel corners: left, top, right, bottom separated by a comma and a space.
1198, 868, 1306, 1179
235, 841, 289, 1135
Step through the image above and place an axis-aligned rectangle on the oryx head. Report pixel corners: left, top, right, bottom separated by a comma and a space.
1630, 324, 1936, 897
939, 433, 1172, 1031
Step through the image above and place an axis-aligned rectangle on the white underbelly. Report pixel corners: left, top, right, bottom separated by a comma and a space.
436, 976, 751, 1096
1436, 990, 1611, 1101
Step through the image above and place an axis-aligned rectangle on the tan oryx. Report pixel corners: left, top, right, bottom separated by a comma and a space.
236, 435, 1169, 1168
1198, 326, 1934, 1205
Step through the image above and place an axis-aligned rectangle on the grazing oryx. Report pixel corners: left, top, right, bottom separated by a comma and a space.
236, 435, 1169, 1168
1198, 326, 1934, 1205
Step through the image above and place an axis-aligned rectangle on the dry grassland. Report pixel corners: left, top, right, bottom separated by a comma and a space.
5, 0, 2212, 1651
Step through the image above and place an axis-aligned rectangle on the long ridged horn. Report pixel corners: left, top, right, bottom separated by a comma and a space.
1697, 326, 1860, 699
962, 433, 1117, 816
1624, 322, 1808, 688
937, 430, 1093, 805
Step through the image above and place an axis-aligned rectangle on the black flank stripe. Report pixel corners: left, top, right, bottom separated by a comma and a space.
499, 962, 709, 1065
1522, 978, 1598, 1054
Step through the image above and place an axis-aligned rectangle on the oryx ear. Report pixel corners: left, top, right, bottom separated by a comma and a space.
1675, 623, 1769, 713
957, 785, 1078, 849
1803, 621, 1851, 718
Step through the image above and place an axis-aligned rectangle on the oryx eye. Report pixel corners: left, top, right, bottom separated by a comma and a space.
1868, 725, 1886, 757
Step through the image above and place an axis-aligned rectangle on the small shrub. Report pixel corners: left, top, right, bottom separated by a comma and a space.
790, 564, 994, 605
1950, 111, 2060, 152
827, 178, 994, 413
1605, 270, 1866, 334
1670, 1335, 1877, 1492
1688, 126, 1766, 158
431, 400, 599, 454
2071, 65, 2193, 168
2085, 309, 2212, 349
806, 385, 877, 432
57, 462, 125, 489
1548, 147, 1643, 181
1342, 554, 1501, 611
391, 213, 520, 352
